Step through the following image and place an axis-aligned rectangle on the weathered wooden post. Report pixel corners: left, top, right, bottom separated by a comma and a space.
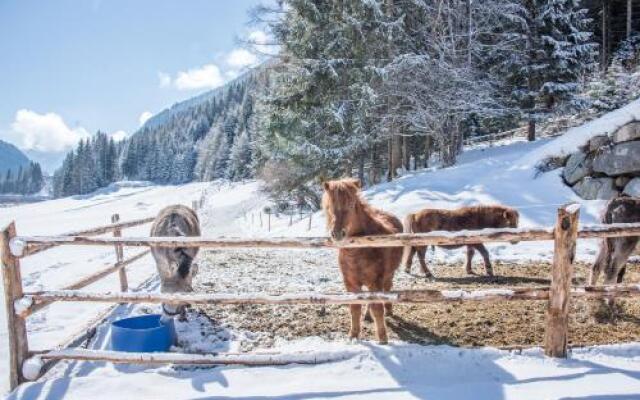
111, 214, 127, 292
1, 222, 29, 390
544, 203, 580, 358
308, 213, 313, 231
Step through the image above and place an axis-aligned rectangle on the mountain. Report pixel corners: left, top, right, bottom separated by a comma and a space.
0, 140, 30, 174
53, 69, 262, 197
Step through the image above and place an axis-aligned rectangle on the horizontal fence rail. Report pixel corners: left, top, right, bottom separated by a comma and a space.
35, 348, 355, 367
22, 216, 154, 257
11, 222, 640, 256
15, 284, 640, 318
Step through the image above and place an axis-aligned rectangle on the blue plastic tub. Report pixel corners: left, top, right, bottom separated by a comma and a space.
110, 314, 176, 352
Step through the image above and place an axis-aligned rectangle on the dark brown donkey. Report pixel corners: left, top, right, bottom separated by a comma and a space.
590, 196, 640, 285
403, 205, 519, 277
322, 178, 403, 344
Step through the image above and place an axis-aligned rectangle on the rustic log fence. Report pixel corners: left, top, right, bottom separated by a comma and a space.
1, 214, 153, 390
3, 203, 640, 391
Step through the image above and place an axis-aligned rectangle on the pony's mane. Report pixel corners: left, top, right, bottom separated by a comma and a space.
324, 178, 398, 234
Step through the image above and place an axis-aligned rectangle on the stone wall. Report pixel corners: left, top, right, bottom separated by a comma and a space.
562, 121, 640, 200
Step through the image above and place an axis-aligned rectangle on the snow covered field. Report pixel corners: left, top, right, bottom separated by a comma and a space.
2, 109, 640, 398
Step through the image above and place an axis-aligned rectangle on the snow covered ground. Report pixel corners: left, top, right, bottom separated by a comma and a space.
2, 104, 640, 398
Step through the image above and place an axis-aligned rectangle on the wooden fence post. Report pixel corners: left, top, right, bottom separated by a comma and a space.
1, 222, 29, 390
111, 214, 127, 292
544, 203, 580, 358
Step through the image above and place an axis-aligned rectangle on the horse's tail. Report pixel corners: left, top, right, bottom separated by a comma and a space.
401, 214, 414, 268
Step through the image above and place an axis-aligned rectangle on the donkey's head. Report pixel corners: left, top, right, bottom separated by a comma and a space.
322, 178, 362, 241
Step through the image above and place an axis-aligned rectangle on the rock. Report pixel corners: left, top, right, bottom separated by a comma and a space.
592, 141, 640, 176
624, 177, 640, 197
588, 134, 611, 151
572, 177, 619, 200
563, 151, 593, 185
615, 176, 631, 189
612, 122, 640, 143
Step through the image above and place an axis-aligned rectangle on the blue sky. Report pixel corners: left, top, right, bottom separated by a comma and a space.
0, 0, 264, 171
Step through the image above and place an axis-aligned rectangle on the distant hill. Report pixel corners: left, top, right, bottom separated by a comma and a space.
0, 140, 30, 175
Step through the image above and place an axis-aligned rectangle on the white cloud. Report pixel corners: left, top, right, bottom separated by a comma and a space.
174, 64, 224, 90
226, 48, 258, 68
159, 64, 225, 91
139, 111, 153, 126
9, 109, 90, 152
158, 72, 171, 88
109, 130, 128, 142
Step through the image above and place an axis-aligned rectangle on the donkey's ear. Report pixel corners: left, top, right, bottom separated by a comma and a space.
323, 181, 330, 191
351, 179, 362, 189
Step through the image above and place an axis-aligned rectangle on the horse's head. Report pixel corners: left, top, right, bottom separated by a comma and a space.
322, 178, 361, 241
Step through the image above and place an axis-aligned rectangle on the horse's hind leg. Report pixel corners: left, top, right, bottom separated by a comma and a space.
474, 244, 493, 276
465, 246, 475, 275
416, 246, 433, 277
404, 246, 416, 274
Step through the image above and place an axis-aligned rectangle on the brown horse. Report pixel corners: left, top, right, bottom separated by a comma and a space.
403, 205, 519, 277
322, 178, 403, 344
590, 196, 640, 285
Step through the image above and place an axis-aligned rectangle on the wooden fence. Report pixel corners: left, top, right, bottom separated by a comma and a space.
3, 203, 640, 391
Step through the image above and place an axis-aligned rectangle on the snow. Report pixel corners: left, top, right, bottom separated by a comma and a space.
7, 340, 640, 400
2, 102, 640, 398
20, 358, 43, 382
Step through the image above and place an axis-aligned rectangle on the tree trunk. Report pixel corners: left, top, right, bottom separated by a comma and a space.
386, 138, 393, 182
358, 154, 365, 186
467, 0, 472, 67
528, 118, 536, 142
424, 136, 431, 168
402, 135, 410, 171
370, 143, 380, 185
628, 0, 633, 39
602, 0, 610, 71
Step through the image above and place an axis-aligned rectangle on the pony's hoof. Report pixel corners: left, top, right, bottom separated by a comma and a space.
377, 338, 389, 345
404, 267, 411, 274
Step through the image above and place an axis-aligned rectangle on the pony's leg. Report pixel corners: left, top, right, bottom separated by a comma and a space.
416, 247, 433, 277
465, 246, 475, 275
367, 280, 388, 344
383, 274, 394, 316
604, 238, 637, 284
404, 246, 417, 274
474, 244, 493, 276
590, 239, 609, 285
343, 279, 363, 339
617, 266, 627, 283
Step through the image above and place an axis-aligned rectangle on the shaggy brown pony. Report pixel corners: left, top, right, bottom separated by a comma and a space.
590, 196, 640, 285
322, 178, 403, 344
403, 205, 519, 277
